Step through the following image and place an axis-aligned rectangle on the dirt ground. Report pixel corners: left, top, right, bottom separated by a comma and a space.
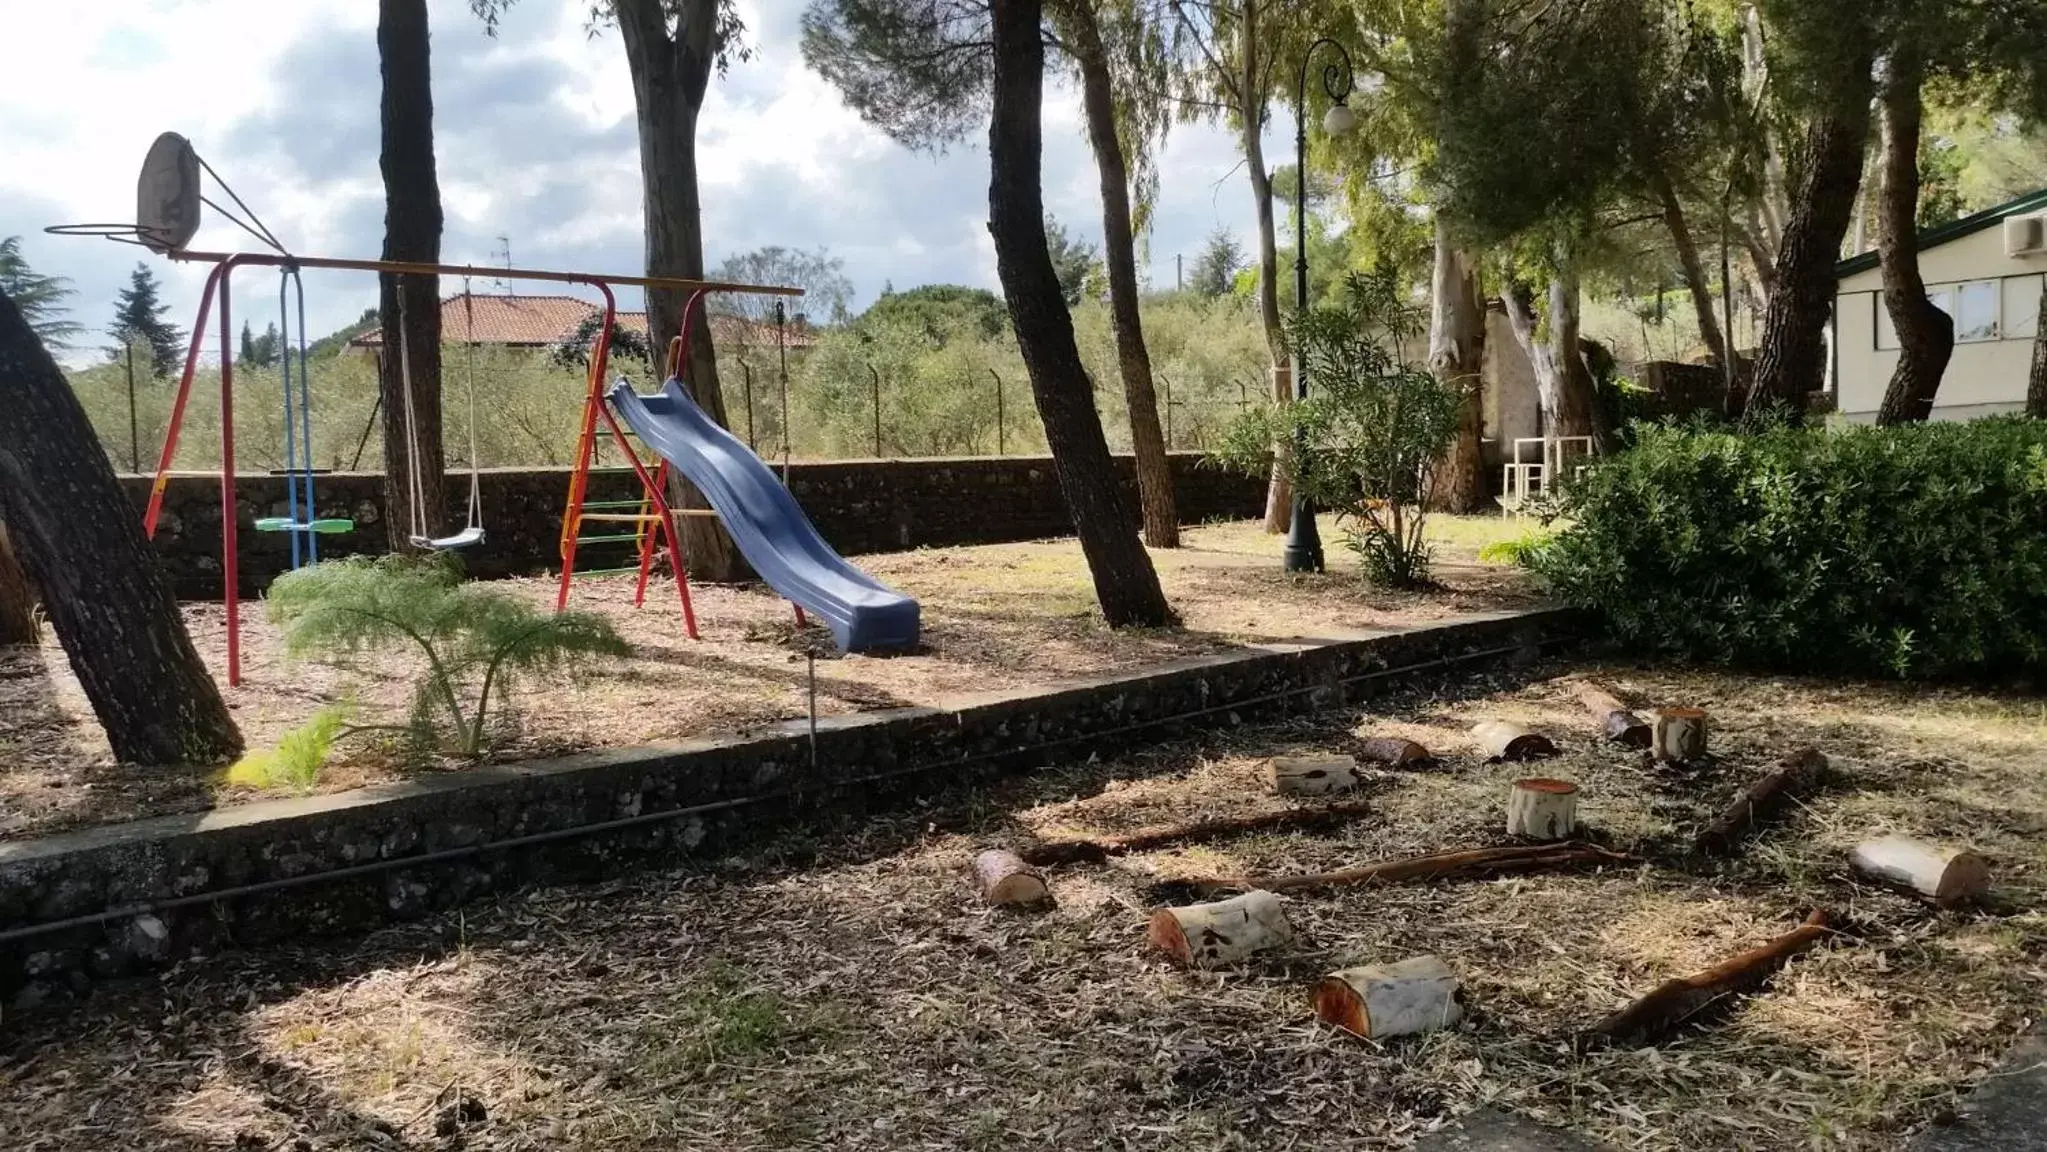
0, 517, 1535, 840
4, 661, 2042, 1151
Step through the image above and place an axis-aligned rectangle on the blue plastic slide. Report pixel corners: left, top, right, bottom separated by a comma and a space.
606, 376, 921, 653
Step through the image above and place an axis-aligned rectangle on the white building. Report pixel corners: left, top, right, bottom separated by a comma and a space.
1833, 188, 2047, 420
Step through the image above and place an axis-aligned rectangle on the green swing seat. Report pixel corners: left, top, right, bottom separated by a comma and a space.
254, 516, 355, 534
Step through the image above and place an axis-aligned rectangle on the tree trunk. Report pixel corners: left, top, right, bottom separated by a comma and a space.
1503, 282, 1561, 430
1472, 720, 1556, 762
1506, 778, 1579, 840
1147, 890, 1293, 968
0, 291, 242, 763
1874, 51, 1953, 425
376, 0, 446, 553
1740, 4, 1789, 249
1850, 836, 1989, 908
617, 0, 747, 582
1267, 754, 1367, 796
1652, 165, 1730, 368
0, 519, 38, 645
1427, 219, 1487, 513
1315, 956, 1464, 1040
1650, 706, 1708, 762
988, 0, 1172, 628
1240, 0, 1290, 532
2031, 276, 2047, 418
1071, 13, 1177, 548
973, 849, 1049, 906
1738, 214, 1779, 303
1747, 66, 1875, 417
1549, 264, 1607, 450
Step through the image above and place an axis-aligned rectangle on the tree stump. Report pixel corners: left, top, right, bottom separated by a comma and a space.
1357, 737, 1432, 767
1313, 955, 1465, 1039
1850, 836, 1989, 908
1506, 778, 1580, 840
1651, 708, 1708, 762
973, 849, 1049, 906
1267, 755, 1364, 796
1473, 721, 1556, 762
1146, 890, 1292, 968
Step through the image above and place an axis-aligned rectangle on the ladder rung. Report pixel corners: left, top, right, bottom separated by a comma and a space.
578, 512, 663, 523
571, 566, 646, 578
573, 533, 646, 545
581, 499, 650, 509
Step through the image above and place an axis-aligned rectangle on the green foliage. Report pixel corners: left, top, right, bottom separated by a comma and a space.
110, 263, 185, 377
1044, 215, 1099, 307
713, 245, 856, 324
226, 701, 353, 794
551, 310, 656, 376
1525, 419, 2047, 678
1189, 227, 1243, 298
800, 0, 992, 149
1210, 268, 1464, 586
0, 236, 83, 351
266, 556, 631, 756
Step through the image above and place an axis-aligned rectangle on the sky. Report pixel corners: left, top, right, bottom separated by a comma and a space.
0, 0, 1290, 360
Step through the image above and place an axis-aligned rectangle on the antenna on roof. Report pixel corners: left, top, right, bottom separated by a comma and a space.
492, 235, 513, 297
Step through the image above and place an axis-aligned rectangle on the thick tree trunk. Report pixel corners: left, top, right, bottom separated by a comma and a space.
1875, 52, 1952, 425
1240, 1, 1290, 532
0, 291, 242, 763
376, 0, 446, 553
1503, 282, 1561, 430
1652, 165, 1730, 368
988, 0, 1171, 628
1072, 16, 1177, 548
0, 519, 37, 645
2031, 277, 2047, 418
617, 0, 747, 582
1747, 67, 1875, 417
1549, 265, 1607, 450
1738, 214, 1779, 303
1427, 220, 1487, 513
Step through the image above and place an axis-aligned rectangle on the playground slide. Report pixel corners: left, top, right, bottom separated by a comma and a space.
606, 376, 921, 653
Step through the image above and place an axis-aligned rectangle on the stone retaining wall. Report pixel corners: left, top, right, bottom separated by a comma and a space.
130, 452, 1264, 597
0, 609, 1579, 1014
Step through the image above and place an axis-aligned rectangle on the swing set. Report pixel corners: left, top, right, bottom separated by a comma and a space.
51, 132, 801, 686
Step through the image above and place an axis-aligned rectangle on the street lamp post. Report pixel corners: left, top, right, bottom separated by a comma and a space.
1281, 36, 1357, 574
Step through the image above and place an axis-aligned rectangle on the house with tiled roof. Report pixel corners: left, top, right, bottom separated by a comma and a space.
347, 293, 816, 354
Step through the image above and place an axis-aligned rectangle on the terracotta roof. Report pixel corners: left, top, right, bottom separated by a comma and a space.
349, 293, 814, 349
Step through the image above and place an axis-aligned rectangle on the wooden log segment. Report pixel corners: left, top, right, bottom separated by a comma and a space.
1580, 909, 1834, 1048
1268, 755, 1365, 796
1472, 721, 1557, 762
1186, 841, 1634, 897
973, 849, 1049, 906
1506, 778, 1580, 840
1572, 681, 1650, 747
1146, 890, 1293, 968
1651, 707, 1709, 762
1695, 748, 1827, 854
1313, 955, 1465, 1040
1357, 737, 1432, 767
1850, 836, 1990, 908
1019, 802, 1373, 867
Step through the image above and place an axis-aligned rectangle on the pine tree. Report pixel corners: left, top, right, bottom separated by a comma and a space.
239, 321, 257, 366
0, 236, 83, 352
110, 263, 185, 376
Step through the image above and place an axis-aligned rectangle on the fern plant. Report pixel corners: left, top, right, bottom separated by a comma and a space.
265, 555, 630, 758
227, 701, 353, 794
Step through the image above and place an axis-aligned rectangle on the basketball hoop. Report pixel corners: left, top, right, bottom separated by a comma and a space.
46, 131, 283, 255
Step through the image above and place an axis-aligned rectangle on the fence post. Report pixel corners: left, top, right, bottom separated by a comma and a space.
124, 341, 140, 472
1160, 374, 1173, 450
990, 368, 1004, 456
868, 363, 882, 457
740, 361, 756, 451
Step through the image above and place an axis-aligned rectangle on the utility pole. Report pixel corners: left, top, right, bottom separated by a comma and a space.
868, 363, 882, 456
990, 368, 1005, 455
492, 236, 513, 297
124, 340, 140, 472
1176, 253, 1183, 292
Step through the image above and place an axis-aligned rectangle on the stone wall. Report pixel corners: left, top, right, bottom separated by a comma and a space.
0, 609, 1580, 1013
128, 452, 1264, 597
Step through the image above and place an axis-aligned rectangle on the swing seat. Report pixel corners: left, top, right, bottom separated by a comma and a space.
255, 516, 354, 534
411, 526, 485, 550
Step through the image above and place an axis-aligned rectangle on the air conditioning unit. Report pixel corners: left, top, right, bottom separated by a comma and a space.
2004, 214, 2046, 257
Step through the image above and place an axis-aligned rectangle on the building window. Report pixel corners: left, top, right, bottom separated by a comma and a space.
1875, 279, 2002, 349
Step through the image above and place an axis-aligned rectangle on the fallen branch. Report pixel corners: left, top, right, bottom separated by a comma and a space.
1850, 836, 1989, 908
1357, 736, 1432, 766
1183, 840, 1635, 896
1571, 681, 1649, 747
1473, 721, 1556, 761
1019, 802, 1374, 867
1580, 909, 1834, 1048
973, 849, 1049, 906
1695, 748, 1827, 854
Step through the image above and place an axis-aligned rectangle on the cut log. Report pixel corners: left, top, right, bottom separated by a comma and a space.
1571, 681, 1649, 747
1580, 909, 1833, 1048
1695, 748, 1826, 854
1850, 836, 1990, 908
1651, 707, 1709, 762
1506, 778, 1580, 840
1472, 721, 1557, 762
1019, 802, 1373, 867
973, 849, 1049, 906
1313, 955, 1465, 1040
1146, 890, 1292, 968
1357, 737, 1432, 767
1186, 841, 1634, 896
1268, 754, 1365, 795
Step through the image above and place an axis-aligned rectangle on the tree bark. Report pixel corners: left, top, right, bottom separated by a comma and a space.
1581, 909, 1832, 1048
1850, 836, 1989, 907
1746, 65, 1876, 417
988, 0, 1171, 628
1696, 747, 1826, 854
0, 519, 38, 645
973, 849, 1049, 905
1549, 263, 1607, 450
2031, 276, 2047, 418
1314, 956, 1464, 1040
1188, 841, 1634, 896
1503, 282, 1562, 431
1147, 890, 1293, 968
1506, 778, 1579, 840
617, 0, 747, 582
1472, 720, 1557, 762
1239, 0, 1291, 532
1874, 50, 1953, 425
1021, 801, 1374, 865
376, 0, 446, 553
1071, 10, 1177, 548
1427, 219, 1487, 513
0, 290, 242, 763
1651, 165, 1730, 368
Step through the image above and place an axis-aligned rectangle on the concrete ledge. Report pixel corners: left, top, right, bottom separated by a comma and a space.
0, 608, 1580, 1012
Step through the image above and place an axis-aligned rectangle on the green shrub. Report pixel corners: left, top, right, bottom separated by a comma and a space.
1524, 418, 2047, 677
226, 702, 353, 794
266, 555, 631, 756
